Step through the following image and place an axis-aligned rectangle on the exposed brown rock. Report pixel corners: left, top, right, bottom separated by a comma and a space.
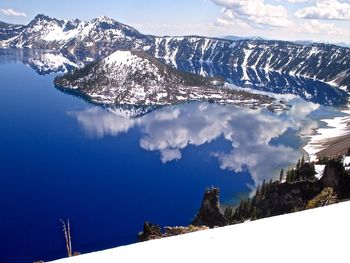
138, 222, 162, 242
164, 225, 209, 236
306, 187, 339, 209
138, 223, 209, 242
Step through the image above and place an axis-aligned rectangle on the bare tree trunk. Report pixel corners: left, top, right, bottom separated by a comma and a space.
60, 219, 73, 257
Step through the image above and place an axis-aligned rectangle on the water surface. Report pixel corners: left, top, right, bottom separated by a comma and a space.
0, 49, 342, 263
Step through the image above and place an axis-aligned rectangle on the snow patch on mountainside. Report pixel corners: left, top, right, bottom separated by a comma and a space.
43, 23, 80, 42
104, 50, 143, 67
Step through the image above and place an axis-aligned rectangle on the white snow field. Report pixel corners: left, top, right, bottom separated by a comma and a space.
51, 201, 350, 263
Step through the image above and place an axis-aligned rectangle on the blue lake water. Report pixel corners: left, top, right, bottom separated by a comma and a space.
0, 49, 344, 263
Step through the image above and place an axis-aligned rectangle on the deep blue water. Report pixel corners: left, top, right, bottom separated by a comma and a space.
0, 50, 343, 263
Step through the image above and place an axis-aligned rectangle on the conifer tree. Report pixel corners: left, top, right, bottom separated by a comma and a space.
280, 169, 284, 182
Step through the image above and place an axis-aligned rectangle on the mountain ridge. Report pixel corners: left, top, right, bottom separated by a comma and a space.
1, 14, 350, 90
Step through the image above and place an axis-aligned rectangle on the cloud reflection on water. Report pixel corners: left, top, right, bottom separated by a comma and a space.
69, 100, 319, 186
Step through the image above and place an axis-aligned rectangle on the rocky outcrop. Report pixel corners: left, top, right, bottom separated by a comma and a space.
138, 223, 209, 242
191, 188, 226, 228
138, 222, 163, 242
163, 225, 209, 236
321, 160, 346, 189
138, 188, 224, 242
255, 181, 323, 216
321, 159, 350, 199
306, 187, 339, 209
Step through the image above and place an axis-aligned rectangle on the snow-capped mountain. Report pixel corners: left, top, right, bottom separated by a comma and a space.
150, 37, 350, 89
1, 14, 349, 90
1, 14, 151, 64
54, 50, 274, 107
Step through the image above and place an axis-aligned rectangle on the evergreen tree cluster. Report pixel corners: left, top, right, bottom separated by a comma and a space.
224, 179, 277, 224
225, 157, 318, 224
285, 156, 316, 183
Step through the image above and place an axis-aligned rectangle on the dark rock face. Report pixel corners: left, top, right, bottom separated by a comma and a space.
191, 188, 226, 228
138, 188, 225, 242
138, 222, 162, 242
321, 160, 345, 189
321, 159, 350, 199
258, 181, 323, 217
226, 158, 350, 224
225, 180, 323, 224
264, 163, 349, 214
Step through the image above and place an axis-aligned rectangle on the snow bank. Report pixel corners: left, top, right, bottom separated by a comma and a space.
314, 164, 326, 179
50, 201, 350, 263
104, 50, 139, 66
343, 156, 350, 167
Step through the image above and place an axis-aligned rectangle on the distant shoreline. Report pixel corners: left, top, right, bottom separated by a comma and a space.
315, 133, 350, 160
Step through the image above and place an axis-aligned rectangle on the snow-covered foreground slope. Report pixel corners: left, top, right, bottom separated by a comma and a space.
51, 201, 350, 263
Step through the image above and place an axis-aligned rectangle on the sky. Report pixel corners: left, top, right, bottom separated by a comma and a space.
0, 0, 349, 43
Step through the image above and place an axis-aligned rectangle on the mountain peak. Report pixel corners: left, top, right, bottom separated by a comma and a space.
33, 14, 54, 21
92, 15, 116, 24
29, 14, 63, 27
